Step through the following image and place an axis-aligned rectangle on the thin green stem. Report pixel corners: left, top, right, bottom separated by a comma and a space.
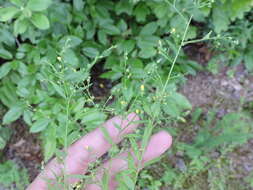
63, 89, 73, 190
183, 36, 225, 46
131, 14, 193, 190
162, 15, 193, 94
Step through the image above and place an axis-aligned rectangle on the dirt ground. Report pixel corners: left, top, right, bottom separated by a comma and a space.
179, 67, 253, 189
2, 121, 42, 181
180, 44, 253, 189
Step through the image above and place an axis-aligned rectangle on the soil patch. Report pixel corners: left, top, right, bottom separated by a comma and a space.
3, 121, 42, 182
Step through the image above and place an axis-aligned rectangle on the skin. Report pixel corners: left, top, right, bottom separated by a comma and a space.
27, 113, 172, 190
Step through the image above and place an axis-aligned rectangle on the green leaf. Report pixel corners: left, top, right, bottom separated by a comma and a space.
3, 106, 23, 124
151, 102, 161, 118
134, 3, 150, 22
212, 6, 230, 33
98, 30, 108, 45
14, 18, 29, 35
81, 109, 106, 128
0, 82, 19, 107
137, 35, 160, 49
27, 0, 52, 11
0, 62, 12, 79
102, 24, 121, 35
129, 137, 141, 160
62, 49, 79, 67
0, 7, 20, 22
31, 13, 50, 30
0, 48, 13, 60
10, 0, 23, 6
122, 81, 134, 101
64, 70, 88, 83
85, 21, 96, 39
23, 110, 33, 125
141, 122, 153, 157
171, 92, 191, 110
0, 28, 15, 46
139, 47, 156, 59
100, 71, 122, 81
23, 7, 32, 17
122, 175, 135, 190
0, 137, 6, 150
118, 40, 135, 54
186, 26, 197, 40
115, 1, 133, 15
44, 136, 56, 161
59, 35, 82, 48
207, 57, 219, 75
73, 0, 85, 11
170, 15, 187, 35
82, 47, 99, 58
100, 126, 114, 146
117, 19, 127, 32
162, 100, 180, 117
229, 0, 252, 21
0, 127, 12, 149
154, 3, 169, 18
191, 108, 203, 124
30, 118, 50, 133
140, 22, 157, 36
73, 98, 85, 113
44, 127, 56, 161
244, 52, 253, 71
128, 58, 143, 69
51, 82, 66, 98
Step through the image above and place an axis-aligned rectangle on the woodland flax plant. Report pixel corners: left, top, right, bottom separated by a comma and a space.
43, 12, 196, 189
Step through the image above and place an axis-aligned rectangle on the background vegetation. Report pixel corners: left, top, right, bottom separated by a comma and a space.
0, 0, 253, 189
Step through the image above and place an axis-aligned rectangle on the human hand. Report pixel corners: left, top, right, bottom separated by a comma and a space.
27, 113, 172, 190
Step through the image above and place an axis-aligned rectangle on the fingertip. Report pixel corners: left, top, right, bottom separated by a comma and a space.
126, 112, 140, 122
150, 130, 173, 153
86, 184, 101, 190
143, 131, 173, 163
156, 130, 173, 150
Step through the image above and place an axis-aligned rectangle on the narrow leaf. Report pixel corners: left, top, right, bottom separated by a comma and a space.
10, 0, 23, 6
31, 13, 50, 30
27, 0, 52, 11
30, 118, 50, 133
140, 22, 157, 36
14, 18, 29, 35
0, 49, 13, 60
0, 62, 12, 79
0, 7, 19, 22
51, 82, 66, 98
3, 106, 23, 124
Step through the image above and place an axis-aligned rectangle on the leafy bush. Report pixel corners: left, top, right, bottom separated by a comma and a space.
211, 0, 252, 33
207, 0, 253, 72
0, 0, 201, 160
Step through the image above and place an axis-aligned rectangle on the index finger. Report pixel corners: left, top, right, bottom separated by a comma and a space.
27, 113, 140, 190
